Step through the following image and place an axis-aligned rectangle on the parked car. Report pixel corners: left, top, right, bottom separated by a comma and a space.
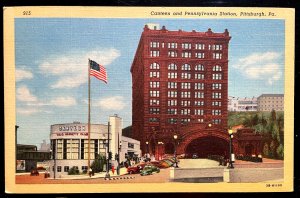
140, 165, 160, 176
127, 163, 146, 174
30, 169, 39, 176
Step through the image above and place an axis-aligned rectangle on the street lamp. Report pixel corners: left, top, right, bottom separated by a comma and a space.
15, 125, 19, 173
145, 141, 149, 160
228, 129, 234, 169
117, 135, 122, 175
50, 147, 56, 179
173, 134, 178, 168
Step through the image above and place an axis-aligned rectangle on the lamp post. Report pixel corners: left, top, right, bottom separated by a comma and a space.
145, 141, 149, 160
173, 134, 178, 168
228, 129, 234, 169
105, 122, 111, 179
50, 146, 56, 179
117, 134, 121, 175
15, 125, 19, 173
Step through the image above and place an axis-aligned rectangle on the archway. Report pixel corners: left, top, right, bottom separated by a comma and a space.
245, 144, 254, 156
185, 136, 229, 158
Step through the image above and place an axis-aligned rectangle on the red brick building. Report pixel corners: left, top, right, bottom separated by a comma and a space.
131, 24, 238, 159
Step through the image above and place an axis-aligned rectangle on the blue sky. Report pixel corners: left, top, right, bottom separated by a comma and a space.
15, 18, 285, 147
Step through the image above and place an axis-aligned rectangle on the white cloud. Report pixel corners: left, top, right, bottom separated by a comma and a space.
92, 96, 126, 110
17, 108, 40, 115
16, 68, 33, 82
39, 48, 120, 89
16, 85, 37, 102
233, 52, 282, 85
49, 97, 77, 107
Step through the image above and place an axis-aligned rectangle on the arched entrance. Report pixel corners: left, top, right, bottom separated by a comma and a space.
185, 136, 229, 158
245, 144, 254, 156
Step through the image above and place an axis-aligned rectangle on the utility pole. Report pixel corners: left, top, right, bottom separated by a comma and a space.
105, 122, 110, 179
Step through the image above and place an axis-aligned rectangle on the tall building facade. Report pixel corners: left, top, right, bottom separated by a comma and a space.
131, 24, 232, 158
257, 94, 284, 111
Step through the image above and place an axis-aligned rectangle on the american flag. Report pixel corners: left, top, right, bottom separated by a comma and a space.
89, 60, 108, 83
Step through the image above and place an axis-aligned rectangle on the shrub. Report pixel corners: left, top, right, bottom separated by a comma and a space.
68, 166, 79, 175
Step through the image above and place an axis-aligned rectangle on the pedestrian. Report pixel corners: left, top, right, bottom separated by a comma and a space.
112, 165, 115, 174
89, 168, 92, 177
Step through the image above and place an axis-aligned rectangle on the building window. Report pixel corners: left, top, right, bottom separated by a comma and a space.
57, 166, 62, 172
198, 118, 204, 123
150, 99, 160, 105
168, 91, 177, 98
181, 91, 191, 98
150, 62, 160, 69
195, 83, 204, 90
168, 51, 178, 57
168, 99, 177, 106
168, 63, 177, 70
181, 73, 191, 79
195, 100, 204, 106
168, 108, 177, 115
194, 109, 204, 115
212, 92, 222, 99
64, 166, 69, 172
181, 82, 191, 89
213, 119, 221, 124
149, 118, 159, 122
195, 43, 205, 50
182, 43, 192, 49
168, 118, 177, 124
150, 90, 160, 97
182, 52, 191, 58
212, 44, 222, 50
195, 64, 205, 71
195, 92, 204, 98
212, 110, 221, 115
168, 82, 177, 89
181, 108, 191, 115
168, 42, 178, 49
150, 50, 160, 57
150, 41, 160, 48
212, 73, 222, 80
149, 108, 160, 114
213, 53, 222, 59
212, 83, 222, 89
168, 72, 177, 79
213, 65, 222, 71
181, 118, 191, 124
212, 101, 222, 106
150, 81, 160, 88
195, 53, 205, 59
181, 64, 191, 71
150, 71, 160, 78
195, 73, 205, 79
82, 166, 88, 171
181, 100, 191, 106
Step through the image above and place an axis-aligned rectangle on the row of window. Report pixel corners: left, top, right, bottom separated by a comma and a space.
150, 91, 222, 99
151, 72, 222, 80
151, 63, 222, 72
150, 42, 223, 51
149, 108, 222, 115
150, 50, 222, 59
164, 118, 222, 124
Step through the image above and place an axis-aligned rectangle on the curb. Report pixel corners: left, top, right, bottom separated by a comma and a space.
104, 176, 135, 180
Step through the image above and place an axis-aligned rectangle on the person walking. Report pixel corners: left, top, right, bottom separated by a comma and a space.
111, 165, 115, 174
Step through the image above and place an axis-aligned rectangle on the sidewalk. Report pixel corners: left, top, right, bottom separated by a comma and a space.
47, 167, 128, 180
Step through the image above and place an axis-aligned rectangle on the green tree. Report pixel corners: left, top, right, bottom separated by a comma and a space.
68, 166, 79, 175
91, 154, 106, 173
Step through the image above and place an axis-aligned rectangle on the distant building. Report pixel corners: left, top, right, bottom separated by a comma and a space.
40, 140, 51, 151
228, 96, 257, 112
257, 94, 284, 111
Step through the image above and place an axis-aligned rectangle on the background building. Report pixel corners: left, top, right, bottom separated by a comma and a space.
257, 94, 284, 111
49, 115, 141, 177
131, 24, 232, 158
228, 96, 257, 112
16, 144, 50, 172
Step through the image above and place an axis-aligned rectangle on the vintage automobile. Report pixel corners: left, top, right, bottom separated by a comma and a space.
30, 169, 39, 176
127, 163, 146, 174
140, 165, 160, 176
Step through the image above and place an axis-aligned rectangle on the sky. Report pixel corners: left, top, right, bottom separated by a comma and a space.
15, 18, 285, 147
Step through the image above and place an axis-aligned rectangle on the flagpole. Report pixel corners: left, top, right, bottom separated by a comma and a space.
88, 59, 91, 174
